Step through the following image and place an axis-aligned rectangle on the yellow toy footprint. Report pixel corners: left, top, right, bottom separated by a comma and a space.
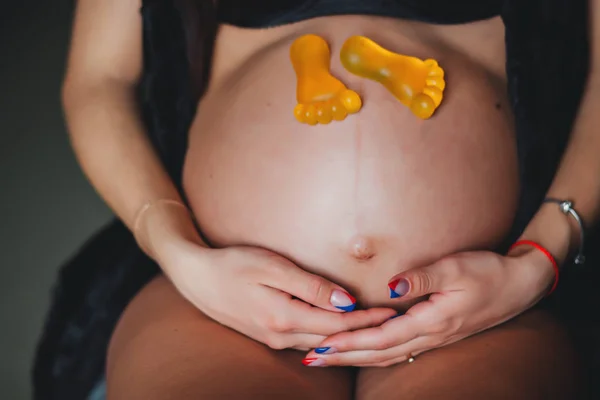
291, 34, 362, 125
340, 36, 446, 119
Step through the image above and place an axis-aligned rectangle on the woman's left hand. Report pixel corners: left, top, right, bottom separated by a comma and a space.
303, 247, 556, 367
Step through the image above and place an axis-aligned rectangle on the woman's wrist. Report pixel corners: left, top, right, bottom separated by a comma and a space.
517, 202, 575, 266
134, 199, 210, 264
508, 240, 559, 296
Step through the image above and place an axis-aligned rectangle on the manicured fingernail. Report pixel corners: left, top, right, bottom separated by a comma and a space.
330, 290, 356, 312
302, 357, 326, 367
388, 278, 409, 298
315, 347, 337, 354
388, 312, 405, 320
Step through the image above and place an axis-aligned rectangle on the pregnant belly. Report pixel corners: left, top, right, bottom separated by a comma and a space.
183, 29, 519, 310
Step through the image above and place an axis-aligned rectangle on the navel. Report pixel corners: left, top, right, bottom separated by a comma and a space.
348, 235, 376, 261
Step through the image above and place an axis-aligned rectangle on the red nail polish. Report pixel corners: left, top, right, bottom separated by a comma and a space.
346, 292, 356, 304
388, 279, 408, 298
302, 357, 326, 367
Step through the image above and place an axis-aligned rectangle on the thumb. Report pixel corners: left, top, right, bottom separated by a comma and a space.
263, 264, 357, 313
388, 262, 447, 300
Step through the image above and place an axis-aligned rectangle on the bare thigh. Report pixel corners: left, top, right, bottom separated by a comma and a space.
356, 309, 584, 400
106, 275, 354, 400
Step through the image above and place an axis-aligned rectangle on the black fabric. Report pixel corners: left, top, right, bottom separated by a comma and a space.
138, 0, 216, 186
502, 0, 590, 246
217, 0, 503, 27
33, 1, 600, 399
32, 222, 158, 400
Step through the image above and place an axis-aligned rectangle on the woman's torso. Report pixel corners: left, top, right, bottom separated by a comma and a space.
183, 14, 519, 309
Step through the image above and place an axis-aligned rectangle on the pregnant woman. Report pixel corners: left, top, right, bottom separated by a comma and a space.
47, 0, 598, 398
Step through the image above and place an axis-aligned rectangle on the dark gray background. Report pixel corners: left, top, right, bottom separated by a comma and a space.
1, 2, 113, 398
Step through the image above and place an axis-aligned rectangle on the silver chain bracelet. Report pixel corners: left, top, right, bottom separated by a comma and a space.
543, 198, 586, 265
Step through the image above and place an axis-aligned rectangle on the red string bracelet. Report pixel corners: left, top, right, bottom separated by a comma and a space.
508, 239, 559, 296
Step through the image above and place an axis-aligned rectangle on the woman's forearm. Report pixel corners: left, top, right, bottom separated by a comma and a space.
519, 77, 600, 264
64, 81, 172, 228
520, 0, 600, 265
545, 78, 600, 222
546, 0, 600, 226
63, 82, 206, 257
62, 0, 209, 261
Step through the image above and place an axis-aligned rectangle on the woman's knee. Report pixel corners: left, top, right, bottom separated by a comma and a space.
106, 276, 354, 400
106, 276, 206, 398
356, 309, 583, 400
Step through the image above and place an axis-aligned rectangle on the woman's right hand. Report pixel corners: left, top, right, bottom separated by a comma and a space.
160, 241, 397, 351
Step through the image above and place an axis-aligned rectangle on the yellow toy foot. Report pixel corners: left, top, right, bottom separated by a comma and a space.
340, 35, 445, 119
290, 34, 362, 125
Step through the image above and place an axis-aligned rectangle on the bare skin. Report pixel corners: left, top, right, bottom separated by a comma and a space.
107, 276, 581, 399
62, 0, 597, 398
185, 15, 518, 311
107, 276, 355, 400
355, 311, 580, 400
107, 10, 581, 400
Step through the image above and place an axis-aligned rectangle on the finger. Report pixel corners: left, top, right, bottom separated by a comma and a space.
352, 349, 428, 367
261, 263, 357, 312
315, 313, 423, 352
304, 336, 432, 367
290, 333, 328, 350
353, 348, 430, 367
353, 355, 410, 368
292, 346, 315, 352
288, 298, 397, 335
263, 332, 326, 351
261, 290, 395, 336
387, 257, 458, 300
